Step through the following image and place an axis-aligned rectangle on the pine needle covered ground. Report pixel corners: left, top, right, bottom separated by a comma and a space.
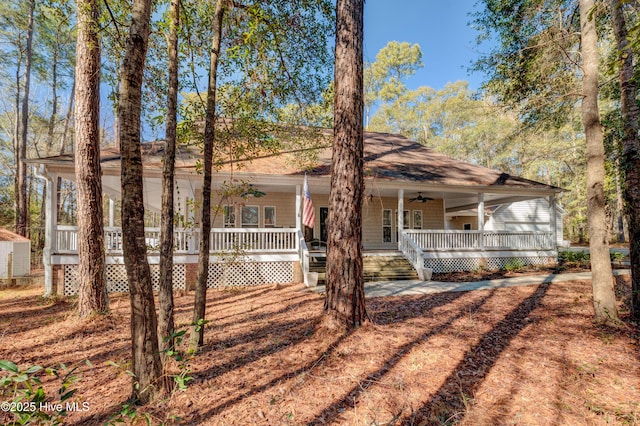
0, 274, 637, 425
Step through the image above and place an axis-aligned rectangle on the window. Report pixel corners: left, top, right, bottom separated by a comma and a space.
382, 209, 392, 242
395, 210, 410, 228
264, 206, 276, 227
223, 205, 236, 228
241, 206, 259, 227
464, 223, 472, 230
413, 210, 423, 229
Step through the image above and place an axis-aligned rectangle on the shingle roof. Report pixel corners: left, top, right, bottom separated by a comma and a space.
0, 227, 30, 242
31, 130, 561, 192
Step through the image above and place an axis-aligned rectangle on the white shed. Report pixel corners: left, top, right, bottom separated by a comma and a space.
0, 227, 31, 278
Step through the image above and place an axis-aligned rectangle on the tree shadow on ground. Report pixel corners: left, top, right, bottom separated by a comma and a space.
306, 290, 493, 425
402, 282, 551, 424
190, 289, 473, 424
0, 296, 73, 335
186, 329, 349, 423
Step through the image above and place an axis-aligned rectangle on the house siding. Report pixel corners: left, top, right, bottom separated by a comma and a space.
486, 199, 564, 244
195, 191, 447, 250
362, 197, 445, 250
448, 216, 481, 231
194, 191, 299, 229
486, 199, 551, 231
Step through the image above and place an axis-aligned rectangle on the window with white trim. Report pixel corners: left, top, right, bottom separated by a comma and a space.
395, 210, 410, 228
223, 205, 236, 228
382, 209, 392, 242
264, 206, 276, 227
413, 210, 423, 229
241, 205, 259, 227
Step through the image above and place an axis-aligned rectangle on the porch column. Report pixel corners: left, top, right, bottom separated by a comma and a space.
295, 184, 302, 232
43, 169, 58, 297
549, 195, 558, 248
108, 197, 115, 227
398, 188, 404, 249
477, 193, 485, 250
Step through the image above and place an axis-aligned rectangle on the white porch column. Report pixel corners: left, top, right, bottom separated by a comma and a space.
43, 169, 57, 297
477, 193, 485, 250
549, 195, 558, 248
295, 184, 302, 232
108, 197, 115, 227
398, 188, 404, 249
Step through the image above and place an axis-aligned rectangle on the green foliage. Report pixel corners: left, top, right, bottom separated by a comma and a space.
610, 251, 625, 262
0, 360, 82, 425
559, 249, 625, 268
278, 82, 334, 127
162, 329, 193, 391
503, 258, 525, 272
471, 0, 582, 126
370, 41, 423, 102
558, 250, 591, 268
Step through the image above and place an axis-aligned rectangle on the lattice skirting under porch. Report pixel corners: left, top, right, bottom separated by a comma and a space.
206, 261, 294, 288
64, 264, 187, 295
62, 261, 294, 295
424, 256, 555, 274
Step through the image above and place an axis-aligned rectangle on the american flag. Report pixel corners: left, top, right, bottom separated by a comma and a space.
302, 175, 315, 228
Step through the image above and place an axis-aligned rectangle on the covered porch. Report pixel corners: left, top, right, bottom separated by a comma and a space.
31, 131, 564, 295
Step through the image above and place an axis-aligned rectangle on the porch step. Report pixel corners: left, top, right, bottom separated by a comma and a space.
308, 253, 418, 285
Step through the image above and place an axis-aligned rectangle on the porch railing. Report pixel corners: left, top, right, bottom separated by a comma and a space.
403, 230, 555, 251
55, 226, 298, 254
297, 229, 310, 286
399, 231, 426, 278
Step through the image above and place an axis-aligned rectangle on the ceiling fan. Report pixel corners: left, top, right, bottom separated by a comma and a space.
240, 184, 266, 198
409, 192, 433, 203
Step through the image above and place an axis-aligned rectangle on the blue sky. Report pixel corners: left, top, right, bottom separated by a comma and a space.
364, 1, 489, 91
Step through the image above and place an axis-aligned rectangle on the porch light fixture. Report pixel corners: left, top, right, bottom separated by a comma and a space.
240, 184, 266, 198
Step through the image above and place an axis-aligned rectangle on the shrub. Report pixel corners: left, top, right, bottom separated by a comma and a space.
0, 360, 81, 425
504, 258, 525, 272
558, 250, 590, 268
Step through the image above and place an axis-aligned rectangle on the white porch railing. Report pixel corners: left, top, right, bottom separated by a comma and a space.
399, 231, 428, 280
297, 230, 311, 286
210, 228, 298, 253
403, 230, 555, 251
55, 226, 298, 254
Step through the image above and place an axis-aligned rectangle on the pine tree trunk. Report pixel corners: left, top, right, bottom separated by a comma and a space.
16, 0, 35, 237
610, 0, 640, 320
614, 157, 627, 243
13, 62, 21, 232
119, 0, 162, 403
74, 0, 108, 318
579, 0, 619, 325
191, 0, 226, 351
323, 0, 368, 331
158, 0, 179, 355
47, 48, 59, 154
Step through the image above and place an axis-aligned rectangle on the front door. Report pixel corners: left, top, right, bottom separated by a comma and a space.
320, 207, 329, 242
